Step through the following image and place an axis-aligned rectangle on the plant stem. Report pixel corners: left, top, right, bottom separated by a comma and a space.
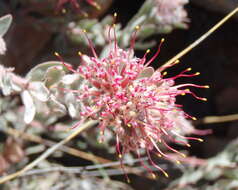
196, 113, 238, 125
5, 127, 112, 164
22, 157, 149, 177
161, 6, 238, 69
5, 126, 146, 178
0, 120, 98, 184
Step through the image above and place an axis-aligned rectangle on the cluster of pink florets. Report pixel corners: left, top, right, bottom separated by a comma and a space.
58, 27, 209, 178
155, 0, 189, 29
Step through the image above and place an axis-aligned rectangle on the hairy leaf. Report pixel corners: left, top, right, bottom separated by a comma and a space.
26, 61, 66, 82
21, 90, 36, 124
45, 66, 65, 87
0, 14, 12, 37
29, 82, 50, 102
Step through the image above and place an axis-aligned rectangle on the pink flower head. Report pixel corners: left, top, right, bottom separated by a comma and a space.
56, 24, 210, 180
155, 0, 189, 30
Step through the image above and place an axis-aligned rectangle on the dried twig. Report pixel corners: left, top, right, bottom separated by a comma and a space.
5, 127, 113, 164
4, 127, 148, 178
22, 157, 149, 176
24, 166, 159, 178
0, 120, 97, 184
196, 113, 238, 125
161, 6, 238, 68
21, 155, 206, 177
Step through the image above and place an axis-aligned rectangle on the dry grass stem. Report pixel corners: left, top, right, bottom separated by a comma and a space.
197, 113, 238, 125
0, 120, 97, 184
162, 6, 238, 68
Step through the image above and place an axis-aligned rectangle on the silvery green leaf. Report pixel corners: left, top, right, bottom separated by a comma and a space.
138, 24, 156, 39
138, 67, 154, 78
45, 65, 65, 87
29, 82, 49, 102
134, 40, 157, 50
0, 66, 23, 94
94, 32, 105, 46
137, 0, 154, 16
149, 7, 157, 18
100, 44, 114, 58
61, 74, 80, 85
0, 14, 12, 37
224, 168, 238, 179
121, 33, 130, 48
48, 95, 67, 115
78, 19, 97, 29
204, 167, 222, 180
10, 79, 22, 92
215, 179, 238, 190
68, 103, 77, 118
126, 0, 153, 28
176, 169, 203, 186
4, 111, 18, 123
26, 144, 45, 155
1, 73, 12, 95
156, 23, 173, 33
175, 22, 188, 29
65, 92, 78, 118
128, 15, 146, 31
185, 170, 204, 183
101, 15, 113, 25
227, 180, 238, 189
207, 152, 231, 169
0, 117, 8, 130
21, 90, 36, 124
26, 61, 65, 81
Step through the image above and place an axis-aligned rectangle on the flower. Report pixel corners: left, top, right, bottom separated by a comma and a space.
56, 25, 209, 180
0, 37, 6, 55
154, 0, 189, 31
